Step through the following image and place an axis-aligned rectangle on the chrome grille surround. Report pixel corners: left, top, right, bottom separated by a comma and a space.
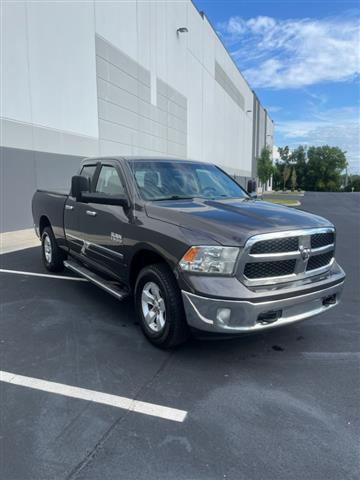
237, 227, 335, 287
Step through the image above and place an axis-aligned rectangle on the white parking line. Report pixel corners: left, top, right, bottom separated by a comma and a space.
0, 370, 188, 423
0, 269, 88, 282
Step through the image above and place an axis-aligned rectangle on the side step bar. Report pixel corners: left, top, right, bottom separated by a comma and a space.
64, 260, 128, 301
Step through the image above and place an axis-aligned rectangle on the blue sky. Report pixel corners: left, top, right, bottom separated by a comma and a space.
194, 0, 360, 173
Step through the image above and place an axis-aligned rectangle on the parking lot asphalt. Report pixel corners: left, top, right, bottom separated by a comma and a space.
1, 192, 359, 480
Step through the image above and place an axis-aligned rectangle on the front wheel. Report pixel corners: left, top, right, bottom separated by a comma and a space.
134, 264, 189, 348
41, 226, 65, 272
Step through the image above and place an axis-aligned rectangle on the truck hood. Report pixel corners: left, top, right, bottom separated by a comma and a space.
145, 198, 333, 246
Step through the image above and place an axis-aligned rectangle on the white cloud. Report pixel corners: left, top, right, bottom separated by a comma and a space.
267, 106, 282, 113
276, 108, 360, 172
218, 14, 360, 89
218, 14, 360, 171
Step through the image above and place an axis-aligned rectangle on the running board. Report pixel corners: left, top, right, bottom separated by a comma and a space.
64, 260, 128, 301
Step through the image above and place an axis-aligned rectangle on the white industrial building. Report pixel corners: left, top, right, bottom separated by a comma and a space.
0, 0, 273, 232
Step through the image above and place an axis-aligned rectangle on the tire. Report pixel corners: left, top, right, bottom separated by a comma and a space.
134, 263, 189, 348
41, 226, 65, 272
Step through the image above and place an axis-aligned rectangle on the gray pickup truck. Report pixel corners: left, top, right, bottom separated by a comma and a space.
32, 156, 345, 347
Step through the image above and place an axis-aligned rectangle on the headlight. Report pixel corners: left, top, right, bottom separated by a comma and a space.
179, 246, 240, 275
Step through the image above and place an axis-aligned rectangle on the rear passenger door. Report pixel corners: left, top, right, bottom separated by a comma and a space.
79, 162, 130, 281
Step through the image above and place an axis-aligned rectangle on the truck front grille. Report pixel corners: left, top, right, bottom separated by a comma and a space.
244, 259, 296, 279
250, 237, 299, 254
311, 232, 335, 249
238, 227, 335, 287
307, 251, 334, 271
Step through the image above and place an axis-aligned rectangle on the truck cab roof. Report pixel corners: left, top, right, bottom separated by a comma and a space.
81, 156, 213, 166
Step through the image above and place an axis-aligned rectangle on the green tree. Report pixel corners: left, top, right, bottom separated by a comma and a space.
290, 145, 307, 190
306, 146, 347, 191
345, 175, 360, 192
291, 167, 297, 191
283, 165, 291, 191
275, 145, 293, 190
278, 146, 291, 164
257, 147, 274, 188
272, 160, 283, 190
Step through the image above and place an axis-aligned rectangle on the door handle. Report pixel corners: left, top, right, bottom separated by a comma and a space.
86, 210, 97, 217
65, 205, 74, 211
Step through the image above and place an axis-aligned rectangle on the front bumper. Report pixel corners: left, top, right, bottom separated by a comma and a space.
182, 278, 344, 334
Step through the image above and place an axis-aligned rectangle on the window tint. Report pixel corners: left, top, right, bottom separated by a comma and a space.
95, 166, 125, 196
80, 165, 96, 183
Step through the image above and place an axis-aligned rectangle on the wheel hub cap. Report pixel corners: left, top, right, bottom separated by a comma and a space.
44, 234, 52, 263
141, 281, 166, 333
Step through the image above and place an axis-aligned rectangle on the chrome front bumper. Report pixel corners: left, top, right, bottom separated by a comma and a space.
182, 280, 344, 334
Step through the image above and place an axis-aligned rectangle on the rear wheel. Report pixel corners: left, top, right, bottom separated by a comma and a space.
41, 226, 65, 272
134, 263, 189, 348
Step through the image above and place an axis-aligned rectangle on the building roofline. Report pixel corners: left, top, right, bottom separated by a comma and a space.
190, 0, 273, 124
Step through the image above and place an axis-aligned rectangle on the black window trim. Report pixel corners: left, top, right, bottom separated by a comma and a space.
85, 159, 131, 202
79, 163, 99, 193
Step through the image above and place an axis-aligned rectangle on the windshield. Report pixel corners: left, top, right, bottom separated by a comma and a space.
128, 161, 248, 201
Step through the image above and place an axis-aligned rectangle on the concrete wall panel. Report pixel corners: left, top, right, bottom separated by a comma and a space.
1, 1, 32, 123
0, 147, 82, 232
94, 1, 138, 60
26, 1, 98, 137
186, 52, 203, 161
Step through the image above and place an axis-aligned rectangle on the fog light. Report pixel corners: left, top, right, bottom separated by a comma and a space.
322, 294, 336, 306
216, 308, 232, 326
257, 310, 282, 325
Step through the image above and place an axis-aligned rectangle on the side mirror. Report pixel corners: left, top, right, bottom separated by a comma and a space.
71, 175, 89, 201
249, 192, 257, 199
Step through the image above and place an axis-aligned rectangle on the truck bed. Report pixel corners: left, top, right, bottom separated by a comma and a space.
32, 190, 69, 243
36, 189, 69, 196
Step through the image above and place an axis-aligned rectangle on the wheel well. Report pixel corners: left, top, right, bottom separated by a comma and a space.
129, 249, 169, 292
39, 216, 51, 236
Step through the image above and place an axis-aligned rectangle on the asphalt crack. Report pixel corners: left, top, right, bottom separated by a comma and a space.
66, 351, 175, 480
